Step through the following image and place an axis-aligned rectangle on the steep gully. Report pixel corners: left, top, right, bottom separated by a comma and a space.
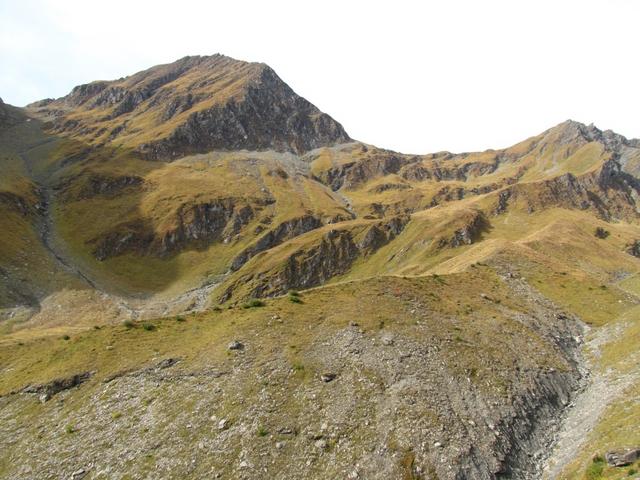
540, 297, 640, 478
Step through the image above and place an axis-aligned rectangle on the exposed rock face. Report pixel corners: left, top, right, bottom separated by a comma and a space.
90, 197, 269, 260
263, 217, 407, 290
141, 66, 350, 159
28, 55, 350, 160
254, 228, 360, 298
231, 214, 324, 270
0, 191, 39, 217
311, 149, 505, 193
20, 371, 93, 402
368, 182, 411, 194
314, 151, 410, 191
66, 174, 145, 200
491, 159, 640, 220
437, 211, 489, 249
220, 216, 409, 301
358, 215, 408, 254
627, 240, 640, 257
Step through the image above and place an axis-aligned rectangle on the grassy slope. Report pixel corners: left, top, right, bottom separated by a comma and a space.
0, 268, 554, 395
49, 148, 350, 296
555, 281, 640, 480
0, 116, 87, 313
28, 56, 265, 150
0, 269, 576, 479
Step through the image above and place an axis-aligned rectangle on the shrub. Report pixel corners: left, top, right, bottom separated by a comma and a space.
257, 426, 269, 437
176, 315, 186, 322
123, 320, 135, 329
242, 299, 265, 309
142, 323, 156, 331
62, 335, 70, 341
111, 411, 122, 420
289, 295, 303, 304
65, 425, 75, 434
292, 363, 305, 371
288, 290, 300, 297
93, 325, 101, 330
628, 467, 638, 476
432, 273, 446, 285
594, 227, 610, 239
585, 455, 605, 480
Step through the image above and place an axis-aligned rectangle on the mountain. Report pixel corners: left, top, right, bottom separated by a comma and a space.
0, 55, 639, 480
27, 54, 350, 159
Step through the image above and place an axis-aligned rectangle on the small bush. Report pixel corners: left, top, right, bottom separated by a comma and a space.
292, 363, 305, 371
242, 299, 265, 309
123, 320, 135, 329
288, 290, 300, 297
62, 335, 70, 341
111, 411, 122, 420
628, 467, 638, 476
594, 227, 610, 239
142, 323, 156, 331
585, 455, 605, 480
93, 325, 101, 330
432, 274, 446, 285
176, 315, 186, 322
257, 426, 269, 437
289, 295, 303, 304
212, 306, 222, 312
65, 425, 75, 434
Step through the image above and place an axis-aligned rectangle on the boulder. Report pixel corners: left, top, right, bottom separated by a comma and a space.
605, 448, 640, 467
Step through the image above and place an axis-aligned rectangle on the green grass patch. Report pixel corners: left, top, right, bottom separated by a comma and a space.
242, 299, 265, 309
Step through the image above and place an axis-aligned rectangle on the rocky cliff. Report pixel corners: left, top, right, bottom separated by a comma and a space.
27, 55, 350, 160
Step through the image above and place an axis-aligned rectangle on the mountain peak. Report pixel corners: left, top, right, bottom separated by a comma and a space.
543, 119, 634, 151
27, 54, 350, 159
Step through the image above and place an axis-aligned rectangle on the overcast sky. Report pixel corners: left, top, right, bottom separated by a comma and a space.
1, 0, 638, 154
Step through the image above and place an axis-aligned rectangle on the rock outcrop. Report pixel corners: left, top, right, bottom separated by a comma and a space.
20, 371, 93, 402
605, 448, 640, 467
230, 214, 324, 270
491, 158, 640, 220
219, 216, 409, 301
28, 55, 350, 160
90, 197, 271, 260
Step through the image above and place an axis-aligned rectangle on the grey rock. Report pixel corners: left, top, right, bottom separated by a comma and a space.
605, 448, 640, 467
320, 373, 337, 383
314, 439, 328, 450
228, 341, 244, 351
70, 469, 87, 479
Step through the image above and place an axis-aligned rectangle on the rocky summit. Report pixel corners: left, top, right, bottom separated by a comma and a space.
0, 55, 639, 480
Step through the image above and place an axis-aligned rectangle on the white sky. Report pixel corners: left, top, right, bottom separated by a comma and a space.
1, 0, 638, 154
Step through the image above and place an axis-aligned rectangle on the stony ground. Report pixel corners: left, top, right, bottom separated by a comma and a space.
0, 272, 586, 480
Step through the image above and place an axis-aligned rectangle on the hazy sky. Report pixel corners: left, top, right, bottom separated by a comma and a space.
1, 0, 638, 154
